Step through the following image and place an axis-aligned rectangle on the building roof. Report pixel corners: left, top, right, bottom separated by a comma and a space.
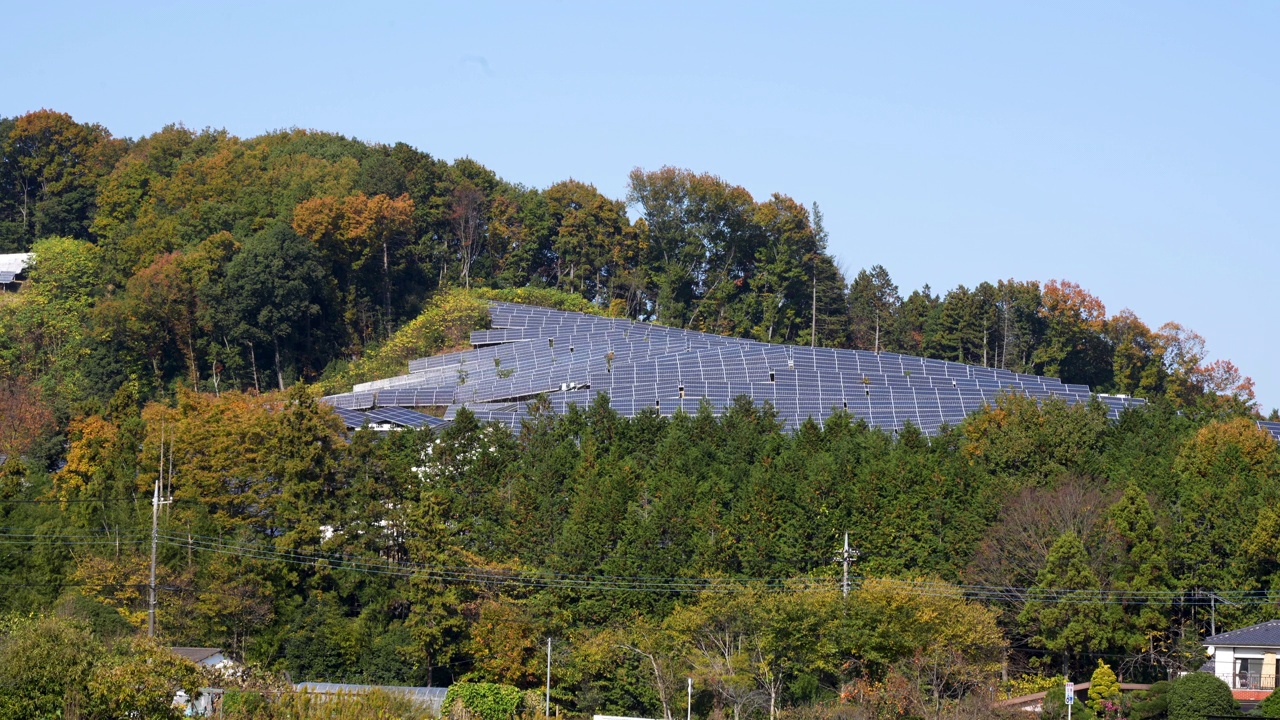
0, 254, 31, 275
1204, 620, 1280, 647
168, 647, 225, 664
295, 683, 447, 712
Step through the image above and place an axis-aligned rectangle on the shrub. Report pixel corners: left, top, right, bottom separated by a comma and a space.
1125, 680, 1171, 720
1256, 688, 1280, 718
444, 682, 524, 720
1166, 672, 1238, 720
1041, 678, 1095, 720
222, 690, 268, 718
1087, 660, 1121, 713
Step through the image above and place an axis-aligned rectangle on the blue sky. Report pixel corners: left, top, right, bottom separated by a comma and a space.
6, 1, 1277, 409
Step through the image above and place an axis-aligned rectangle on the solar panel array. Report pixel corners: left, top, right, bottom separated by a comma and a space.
0, 271, 14, 284
1260, 420, 1280, 443
321, 301, 1148, 433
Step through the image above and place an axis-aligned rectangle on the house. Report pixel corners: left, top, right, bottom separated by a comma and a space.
1203, 620, 1280, 703
169, 646, 235, 669
0, 253, 31, 292
168, 648, 237, 716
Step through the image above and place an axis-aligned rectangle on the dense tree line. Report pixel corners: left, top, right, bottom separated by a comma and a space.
0, 110, 1261, 423
0, 110, 1276, 719
0, 373, 1277, 717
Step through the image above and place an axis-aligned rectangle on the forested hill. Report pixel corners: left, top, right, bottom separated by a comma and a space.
1, 110, 1279, 718
0, 109, 1262, 427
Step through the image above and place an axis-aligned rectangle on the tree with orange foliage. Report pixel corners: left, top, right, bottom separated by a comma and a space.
0, 109, 126, 248
93, 251, 200, 388
1033, 279, 1112, 387
1156, 322, 1256, 414
0, 375, 54, 460
1106, 308, 1164, 397
293, 191, 414, 340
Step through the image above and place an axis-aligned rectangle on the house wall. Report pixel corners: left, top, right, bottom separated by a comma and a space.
1209, 646, 1280, 690
1214, 646, 1235, 679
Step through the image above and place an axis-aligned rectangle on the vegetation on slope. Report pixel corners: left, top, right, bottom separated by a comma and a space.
0, 109, 1275, 719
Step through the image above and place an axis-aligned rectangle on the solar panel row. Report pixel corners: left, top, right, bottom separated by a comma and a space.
1259, 420, 1280, 443
320, 301, 1148, 434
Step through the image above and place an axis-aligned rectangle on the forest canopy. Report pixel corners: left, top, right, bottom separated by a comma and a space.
0, 110, 1275, 719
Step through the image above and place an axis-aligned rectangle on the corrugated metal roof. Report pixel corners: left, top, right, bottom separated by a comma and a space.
169, 646, 224, 664
1204, 619, 1280, 647
0, 254, 31, 275
295, 683, 447, 712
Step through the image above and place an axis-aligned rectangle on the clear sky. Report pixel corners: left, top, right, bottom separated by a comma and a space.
5, 1, 1277, 409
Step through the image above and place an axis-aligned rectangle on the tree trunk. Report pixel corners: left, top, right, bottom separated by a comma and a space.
383, 238, 392, 335
273, 335, 285, 391
247, 342, 260, 393
188, 333, 199, 391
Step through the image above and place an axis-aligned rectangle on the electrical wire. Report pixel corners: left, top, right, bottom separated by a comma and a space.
1, 529, 1275, 605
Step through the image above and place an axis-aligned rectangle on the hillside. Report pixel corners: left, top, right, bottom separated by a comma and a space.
0, 110, 1277, 718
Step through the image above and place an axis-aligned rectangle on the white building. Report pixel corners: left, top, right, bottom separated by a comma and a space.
1203, 620, 1280, 700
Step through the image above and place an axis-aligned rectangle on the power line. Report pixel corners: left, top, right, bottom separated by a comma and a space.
2, 530, 1278, 606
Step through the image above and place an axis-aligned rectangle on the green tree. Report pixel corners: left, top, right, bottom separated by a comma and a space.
847, 265, 900, 352
0, 615, 99, 720
86, 638, 204, 720
1108, 483, 1173, 655
218, 221, 330, 390
1019, 532, 1115, 675
1256, 687, 1280, 718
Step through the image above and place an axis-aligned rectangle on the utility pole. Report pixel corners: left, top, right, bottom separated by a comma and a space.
149, 427, 163, 638
834, 532, 859, 598
545, 637, 552, 717
687, 677, 692, 720
149, 428, 172, 639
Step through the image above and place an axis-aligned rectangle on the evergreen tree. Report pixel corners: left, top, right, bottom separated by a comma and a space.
1108, 483, 1172, 655
1087, 659, 1121, 713
847, 265, 900, 353
1019, 531, 1116, 675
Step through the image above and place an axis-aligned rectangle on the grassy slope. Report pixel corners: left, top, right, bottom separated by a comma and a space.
316, 287, 604, 395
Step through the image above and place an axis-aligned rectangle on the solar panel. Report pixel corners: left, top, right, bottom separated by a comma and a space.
320, 301, 1147, 436
365, 407, 436, 429
333, 408, 372, 429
